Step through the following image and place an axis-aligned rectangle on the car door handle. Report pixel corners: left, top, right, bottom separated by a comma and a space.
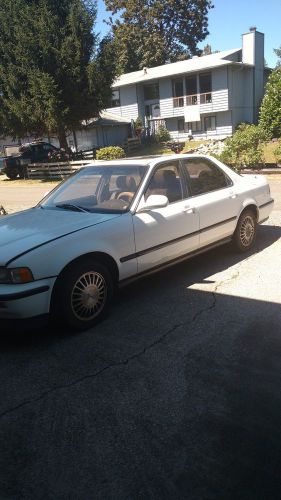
229, 192, 237, 199
183, 205, 195, 214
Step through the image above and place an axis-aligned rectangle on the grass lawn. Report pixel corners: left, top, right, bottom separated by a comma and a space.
126, 139, 211, 157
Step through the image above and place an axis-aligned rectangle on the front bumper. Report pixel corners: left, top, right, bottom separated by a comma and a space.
0, 278, 56, 319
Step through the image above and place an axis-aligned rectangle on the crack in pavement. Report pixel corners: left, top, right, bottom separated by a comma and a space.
0, 293, 220, 420
0, 323, 182, 420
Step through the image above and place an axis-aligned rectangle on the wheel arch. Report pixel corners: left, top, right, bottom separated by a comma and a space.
56, 251, 119, 283
239, 201, 259, 221
50, 251, 119, 316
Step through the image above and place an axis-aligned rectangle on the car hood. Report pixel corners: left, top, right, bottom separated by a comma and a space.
0, 208, 121, 265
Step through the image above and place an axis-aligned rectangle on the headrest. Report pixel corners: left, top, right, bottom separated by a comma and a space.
116, 175, 137, 191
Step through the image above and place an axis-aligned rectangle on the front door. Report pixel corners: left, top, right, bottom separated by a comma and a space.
133, 160, 200, 273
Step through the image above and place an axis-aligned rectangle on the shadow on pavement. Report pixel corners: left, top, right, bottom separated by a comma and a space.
0, 222, 280, 498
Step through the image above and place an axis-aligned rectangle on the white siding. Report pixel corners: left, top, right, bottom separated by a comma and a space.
159, 79, 174, 117
229, 66, 254, 127
106, 85, 139, 120
199, 89, 229, 113
159, 68, 229, 119
75, 129, 98, 149
166, 111, 232, 140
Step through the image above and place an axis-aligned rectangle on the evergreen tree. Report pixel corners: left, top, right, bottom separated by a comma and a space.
0, 0, 117, 147
259, 68, 281, 139
104, 0, 213, 73
274, 46, 281, 67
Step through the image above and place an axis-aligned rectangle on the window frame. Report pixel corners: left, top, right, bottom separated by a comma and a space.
143, 160, 188, 204
199, 72, 212, 94
180, 157, 233, 197
110, 89, 120, 108
187, 121, 202, 133
143, 83, 159, 101
177, 118, 185, 132
203, 115, 216, 132
185, 75, 197, 97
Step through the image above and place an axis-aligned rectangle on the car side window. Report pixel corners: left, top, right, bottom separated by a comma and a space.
144, 162, 183, 204
43, 144, 55, 151
182, 158, 232, 196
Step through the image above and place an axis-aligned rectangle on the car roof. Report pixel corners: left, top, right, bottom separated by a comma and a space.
91, 153, 215, 168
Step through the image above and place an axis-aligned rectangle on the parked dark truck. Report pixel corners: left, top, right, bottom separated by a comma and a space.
2, 141, 60, 179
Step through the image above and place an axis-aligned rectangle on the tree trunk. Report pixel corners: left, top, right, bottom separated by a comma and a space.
57, 128, 68, 150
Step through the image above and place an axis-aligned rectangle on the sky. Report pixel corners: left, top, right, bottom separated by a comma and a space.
96, 0, 281, 68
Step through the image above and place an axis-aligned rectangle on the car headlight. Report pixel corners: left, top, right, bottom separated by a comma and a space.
0, 267, 34, 284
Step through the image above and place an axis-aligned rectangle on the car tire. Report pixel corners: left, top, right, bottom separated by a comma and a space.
232, 208, 257, 252
5, 167, 18, 180
53, 258, 114, 331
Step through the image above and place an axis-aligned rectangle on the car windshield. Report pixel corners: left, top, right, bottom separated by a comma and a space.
39, 164, 148, 213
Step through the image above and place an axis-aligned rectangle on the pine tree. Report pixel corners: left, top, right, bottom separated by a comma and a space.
0, 0, 117, 147
104, 0, 213, 72
259, 68, 281, 139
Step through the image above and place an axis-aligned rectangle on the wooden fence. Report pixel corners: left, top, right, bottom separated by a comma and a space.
26, 160, 94, 180
124, 137, 141, 154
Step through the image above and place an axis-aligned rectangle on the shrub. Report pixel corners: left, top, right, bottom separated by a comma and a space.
259, 68, 281, 139
155, 124, 171, 143
218, 123, 267, 169
96, 146, 125, 161
273, 139, 281, 164
134, 116, 143, 129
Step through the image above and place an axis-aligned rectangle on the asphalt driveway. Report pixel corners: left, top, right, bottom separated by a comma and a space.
0, 178, 280, 499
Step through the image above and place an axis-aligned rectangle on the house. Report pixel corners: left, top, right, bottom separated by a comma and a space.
0, 112, 131, 152
105, 28, 268, 141
75, 111, 131, 150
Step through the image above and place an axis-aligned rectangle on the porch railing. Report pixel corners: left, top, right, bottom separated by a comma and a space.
173, 92, 212, 107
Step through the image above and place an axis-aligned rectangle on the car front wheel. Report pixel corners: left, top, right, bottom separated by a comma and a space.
54, 258, 114, 331
5, 167, 19, 180
232, 209, 257, 252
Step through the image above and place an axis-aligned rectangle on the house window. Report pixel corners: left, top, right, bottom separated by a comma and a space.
199, 73, 212, 103
110, 90, 120, 108
204, 116, 216, 131
199, 73, 212, 93
178, 119, 185, 132
187, 121, 202, 132
144, 83, 159, 100
186, 75, 197, 95
173, 79, 184, 107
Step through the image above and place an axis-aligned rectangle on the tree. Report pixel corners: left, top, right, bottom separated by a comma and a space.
274, 46, 281, 67
203, 44, 212, 55
104, 0, 213, 73
0, 0, 117, 148
259, 68, 281, 139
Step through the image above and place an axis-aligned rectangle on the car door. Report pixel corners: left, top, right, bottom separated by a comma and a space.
132, 160, 200, 273
181, 157, 241, 247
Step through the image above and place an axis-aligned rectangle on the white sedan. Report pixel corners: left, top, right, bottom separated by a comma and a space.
0, 154, 274, 331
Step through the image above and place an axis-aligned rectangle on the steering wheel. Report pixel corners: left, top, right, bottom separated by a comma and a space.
116, 191, 134, 203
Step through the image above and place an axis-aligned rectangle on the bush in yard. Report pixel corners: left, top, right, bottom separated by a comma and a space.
273, 139, 281, 164
133, 116, 143, 138
155, 124, 171, 143
96, 146, 125, 160
259, 68, 281, 139
218, 123, 267, 169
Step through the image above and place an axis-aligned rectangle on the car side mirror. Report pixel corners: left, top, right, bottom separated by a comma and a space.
137, 194, 169, 213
